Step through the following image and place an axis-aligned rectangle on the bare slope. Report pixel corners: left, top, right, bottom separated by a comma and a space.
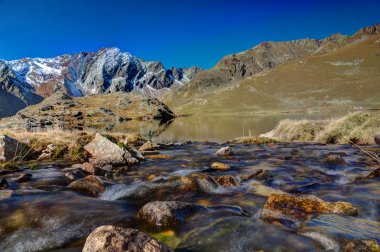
165, 25, 380, 115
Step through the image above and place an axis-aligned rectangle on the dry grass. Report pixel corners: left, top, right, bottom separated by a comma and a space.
262, 112, 380, 144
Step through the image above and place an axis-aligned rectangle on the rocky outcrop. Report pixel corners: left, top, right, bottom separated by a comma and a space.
0, 92, 175, 131
0, 134, 27, 162
138, 201, 200, 227
83, 225, 173, 252
67, 175, 105, 197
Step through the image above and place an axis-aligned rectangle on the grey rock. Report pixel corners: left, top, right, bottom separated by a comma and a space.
216, 146, 233, 157
138, 201, 200, 227
82, 225, 173, 252
0, 135, 26, 162
0, 189, 13, 200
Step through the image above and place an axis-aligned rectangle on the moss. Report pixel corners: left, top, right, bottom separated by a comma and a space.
0, 162, 18, 170
230, 136, 278, 144
28, 161, 40, 170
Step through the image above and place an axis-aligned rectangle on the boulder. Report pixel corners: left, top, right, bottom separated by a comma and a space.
81, 162, 96, 174
83, 225, 172, 252
216, 146, 233, 157
139, 141, 154, 151
210, 162, 230, 170
264, 193, 358, 219
0, 134, 26, 162
16, 173, 33, 183
324, 154, 347, 165
215, 175, 238, 187
67, 175, 105, 197
138, 201, 200, 227
375, 135, 380, 145
84, 133, 132, 166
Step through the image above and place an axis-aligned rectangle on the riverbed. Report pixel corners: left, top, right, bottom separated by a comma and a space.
1, 141, 379, 251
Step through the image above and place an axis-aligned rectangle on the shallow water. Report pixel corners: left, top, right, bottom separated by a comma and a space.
0, 142, 379, 251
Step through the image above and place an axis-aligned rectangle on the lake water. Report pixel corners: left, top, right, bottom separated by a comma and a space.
98, 113, 347, 143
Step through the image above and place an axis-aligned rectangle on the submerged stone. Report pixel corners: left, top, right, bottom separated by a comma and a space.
0, 189, 12, 200
16, 173, 33, 183
211, 162, 230, 170
67, 175, 105, 197
215, 175, 238, 187
139, 201, 200, 227
324, 154, 347, 165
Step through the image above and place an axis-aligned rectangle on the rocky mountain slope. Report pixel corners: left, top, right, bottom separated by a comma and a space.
0, 92, 175, 131
165, 24, 380, 115
0, 48, 202, 118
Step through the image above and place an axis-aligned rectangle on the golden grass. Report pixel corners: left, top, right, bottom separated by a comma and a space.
262, 112, 380, 144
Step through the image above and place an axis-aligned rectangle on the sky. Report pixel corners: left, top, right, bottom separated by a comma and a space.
0, 0, 379, 69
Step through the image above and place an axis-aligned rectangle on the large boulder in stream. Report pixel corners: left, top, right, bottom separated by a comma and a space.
83, 225, 173, 252
138, 201, 201, 227
67, 175, 105, 197
264, 193, 358, 219
84, 133, 134, 166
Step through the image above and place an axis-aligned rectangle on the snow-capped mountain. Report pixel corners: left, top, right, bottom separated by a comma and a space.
0, 47, 202, 117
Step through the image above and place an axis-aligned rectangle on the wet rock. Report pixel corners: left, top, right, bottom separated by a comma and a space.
16, 173, 33, 183
138, 201, 200, 227
180, 173, 219, 193
83, 225, 173, 252
300, 214, 380, 251
71, 163, 83, 169
249, 181, 285, 197
139, 141, 154, 151
264, 193, 358, 219
375, 135, 380, 145
0, 178, 9, 189
84, 133, 132, 166
241, 169, 270, 181
126, 146, 145, 160
64, 169, 85, 181
216, 146, 233, 157
0, 189, 12, 200
341, 239, 380, 252
355, 168, 380, 181
211, 162, 230, 170
67, 175, 105, 197
0, 134, 27, 162
324, 154, 347, 165
260, 208, 301, 229
215, 175, 238, 187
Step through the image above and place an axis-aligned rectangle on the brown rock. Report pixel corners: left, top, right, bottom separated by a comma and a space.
211, 162, 230, 170
138, 201, 200, 227
82, 162, 96, 174
139, 141, 154, 151
341, 239, 380, 252
16, 173, 33, 183
67, 175, 105, 197
215, 175, 238, 187
324, 154, 347, 165
83, 225, 173, 252
264, 193, 358, 219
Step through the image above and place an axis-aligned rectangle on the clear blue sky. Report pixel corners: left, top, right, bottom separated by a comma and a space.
0, 0, 379, 69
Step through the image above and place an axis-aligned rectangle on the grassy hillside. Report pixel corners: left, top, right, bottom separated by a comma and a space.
166, 32, 380, 115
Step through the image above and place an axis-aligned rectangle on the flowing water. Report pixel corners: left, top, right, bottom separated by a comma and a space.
1, 142, 379, 251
